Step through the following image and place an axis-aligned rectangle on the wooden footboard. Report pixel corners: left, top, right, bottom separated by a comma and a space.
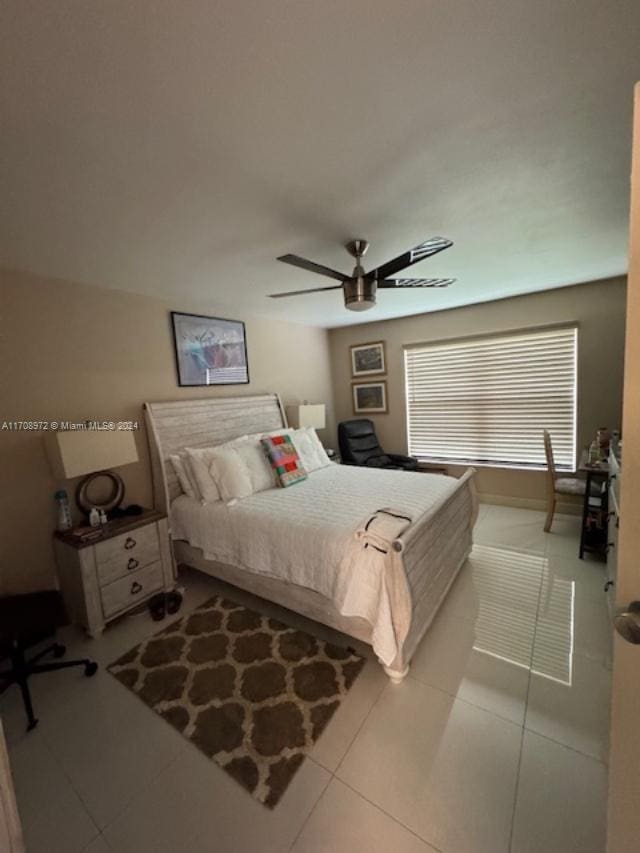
386, 468, 478, 679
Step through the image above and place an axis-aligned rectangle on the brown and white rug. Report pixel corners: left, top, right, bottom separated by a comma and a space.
108, 594, 365, 807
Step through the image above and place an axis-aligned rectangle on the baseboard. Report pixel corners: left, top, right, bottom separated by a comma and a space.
478, 492, 582, 516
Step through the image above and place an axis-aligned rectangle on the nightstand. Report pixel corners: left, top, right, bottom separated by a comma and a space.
54, 510, 175, 637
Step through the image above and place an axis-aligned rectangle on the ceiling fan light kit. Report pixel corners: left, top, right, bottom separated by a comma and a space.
344, 276, 377, 311
272, 236, 455, 312
343, 239, 375, 311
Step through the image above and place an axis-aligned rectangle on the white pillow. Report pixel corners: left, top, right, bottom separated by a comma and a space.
290, 427, 331, 472
169, 453, 198, 500
289, 429, 317, 472
234, 441, 276, 493
185, 431, 290, 504
306, 427, 332, 469
185, 435, 252, 504
207, 446, 254, 502
185, 448, 222, 504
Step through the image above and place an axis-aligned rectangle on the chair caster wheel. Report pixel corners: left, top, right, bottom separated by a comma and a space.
53, 643, 66, 658
84, 662, 98, 677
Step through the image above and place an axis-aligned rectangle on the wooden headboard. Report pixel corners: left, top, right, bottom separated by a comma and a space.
144, 393, 287, 514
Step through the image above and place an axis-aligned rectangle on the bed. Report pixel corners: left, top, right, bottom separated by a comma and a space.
144, 393, 477, 681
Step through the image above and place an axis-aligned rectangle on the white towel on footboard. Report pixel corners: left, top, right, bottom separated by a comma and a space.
340, 508, 414, 666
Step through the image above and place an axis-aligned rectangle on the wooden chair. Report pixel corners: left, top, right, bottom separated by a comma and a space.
543, 430, 597, 532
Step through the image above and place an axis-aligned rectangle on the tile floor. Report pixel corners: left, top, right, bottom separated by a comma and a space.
1, 505, 611, 853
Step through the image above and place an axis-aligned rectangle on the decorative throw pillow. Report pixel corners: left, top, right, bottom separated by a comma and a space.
261, 434, 308, 488
169, 453, 198, 500
262, 428, 294, 439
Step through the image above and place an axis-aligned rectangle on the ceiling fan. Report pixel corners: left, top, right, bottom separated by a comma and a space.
270, 237, 455, 311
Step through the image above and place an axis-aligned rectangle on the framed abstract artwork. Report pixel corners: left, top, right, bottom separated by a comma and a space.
352, 381, 388, 414
350, 341, 386, 377
170, 312, 249, 386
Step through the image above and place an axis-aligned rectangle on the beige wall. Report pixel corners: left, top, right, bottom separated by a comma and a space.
0, 268, 335, 594
329, 277, 627, 508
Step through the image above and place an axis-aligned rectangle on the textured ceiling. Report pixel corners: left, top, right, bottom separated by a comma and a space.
1, 1, 639, 327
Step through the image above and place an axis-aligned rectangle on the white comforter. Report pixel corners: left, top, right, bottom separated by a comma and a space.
171, 464, 468, 665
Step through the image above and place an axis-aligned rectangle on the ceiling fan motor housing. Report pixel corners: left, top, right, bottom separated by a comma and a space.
344, 274, 377, 311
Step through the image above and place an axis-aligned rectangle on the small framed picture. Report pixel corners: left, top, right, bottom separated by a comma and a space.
350, 341, 386, 377
352, 381, 388, 414
170, 311, 249, 386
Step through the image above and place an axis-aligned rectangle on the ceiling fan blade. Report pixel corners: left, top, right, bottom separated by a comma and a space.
268, 284, 344, 299
378, 277, 455, 289
373, 237, 453, 280
277, 254, 347, 282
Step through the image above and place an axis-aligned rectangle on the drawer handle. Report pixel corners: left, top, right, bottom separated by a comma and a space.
127, 558, 139, 571
130, 581, 142, 595
124, 537, 137, 550
604, 580, 615, 592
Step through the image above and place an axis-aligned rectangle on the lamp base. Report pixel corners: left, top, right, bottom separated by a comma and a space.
76, 469, 125, 515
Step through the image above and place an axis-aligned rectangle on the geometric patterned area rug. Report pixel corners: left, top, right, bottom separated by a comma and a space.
108, 594, 365, 808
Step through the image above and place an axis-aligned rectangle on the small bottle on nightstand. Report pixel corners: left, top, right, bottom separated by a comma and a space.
55, 489, 73, 531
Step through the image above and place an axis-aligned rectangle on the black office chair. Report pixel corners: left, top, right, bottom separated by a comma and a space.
0, 590, 98, 731
338, 419, 419, 471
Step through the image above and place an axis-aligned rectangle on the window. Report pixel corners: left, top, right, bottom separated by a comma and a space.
404, 326, 577, 470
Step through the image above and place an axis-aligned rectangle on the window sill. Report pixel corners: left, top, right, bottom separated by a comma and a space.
416, 458, 574, 474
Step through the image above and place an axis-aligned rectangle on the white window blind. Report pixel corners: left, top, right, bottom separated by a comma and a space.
404, 326, 577, 470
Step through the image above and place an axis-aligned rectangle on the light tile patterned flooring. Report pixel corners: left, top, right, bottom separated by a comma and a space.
1, 505, 611, 852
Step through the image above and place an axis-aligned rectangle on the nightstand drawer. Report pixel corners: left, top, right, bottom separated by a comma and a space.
101, 561, 164, 620
94, 522, 160, 586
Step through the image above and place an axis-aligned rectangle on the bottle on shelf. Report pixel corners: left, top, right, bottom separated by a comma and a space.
597, 427, 610, 460
55, 489, 73, 531
611, 430, 620, 455
588, 437, 600, 465
89, 507, 100, 527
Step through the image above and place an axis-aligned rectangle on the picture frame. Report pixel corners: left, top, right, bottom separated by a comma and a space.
350, 341, 386, 377
352, 381, 388, 414
170, 311, 249, 387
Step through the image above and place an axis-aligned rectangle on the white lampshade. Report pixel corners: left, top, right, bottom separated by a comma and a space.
286, 403, 326, 430
46, 429, 139, 479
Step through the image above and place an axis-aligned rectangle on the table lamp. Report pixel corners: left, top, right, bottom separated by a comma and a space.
46, 429, 139, 516
286, 403, 326, 430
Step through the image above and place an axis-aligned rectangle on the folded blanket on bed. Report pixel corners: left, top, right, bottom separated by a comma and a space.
355, 507, 413, 553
